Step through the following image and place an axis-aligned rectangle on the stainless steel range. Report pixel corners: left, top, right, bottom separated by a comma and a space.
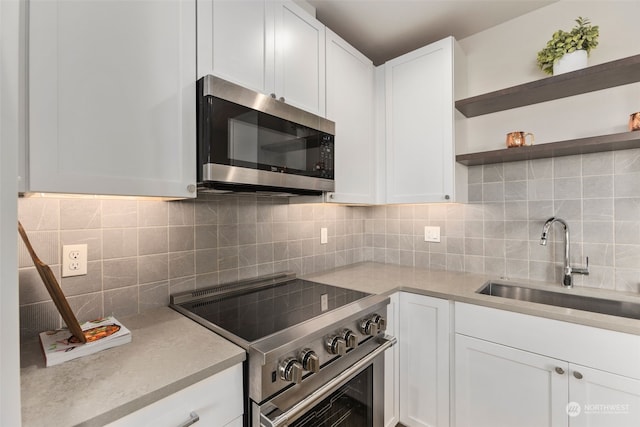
170, 272, 395, 427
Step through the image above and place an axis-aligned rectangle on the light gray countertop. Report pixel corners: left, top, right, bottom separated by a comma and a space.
304, 262, 640, 336
20, 307, 245, 427
20, 262, 640, 427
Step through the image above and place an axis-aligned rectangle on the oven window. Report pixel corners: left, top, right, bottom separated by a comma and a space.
291, 366, 373, 427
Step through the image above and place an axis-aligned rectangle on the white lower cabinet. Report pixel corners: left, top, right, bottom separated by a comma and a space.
454, 302, 640, 427
399, 293, 450, 427
455, 334, 568, 427
106, 363, 243, 427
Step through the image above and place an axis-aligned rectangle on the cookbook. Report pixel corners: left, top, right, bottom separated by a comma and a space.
39, 316, 131, 367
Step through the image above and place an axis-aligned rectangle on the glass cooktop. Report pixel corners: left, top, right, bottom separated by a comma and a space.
178, 279, 369, 342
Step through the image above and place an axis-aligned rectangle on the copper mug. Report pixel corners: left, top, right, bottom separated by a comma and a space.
506, 131, 534, 148
630, 112, 640, 131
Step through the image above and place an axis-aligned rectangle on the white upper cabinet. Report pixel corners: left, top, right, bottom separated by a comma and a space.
325, 29, 375, 204
198, 0, 326, 116
197, 0, 272, 94
384, 36, 466, 204
28, 0, 197, 198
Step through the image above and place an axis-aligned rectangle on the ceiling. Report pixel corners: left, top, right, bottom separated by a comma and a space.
307, 0, 557, 65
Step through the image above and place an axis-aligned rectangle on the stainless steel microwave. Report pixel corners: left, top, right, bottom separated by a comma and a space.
197, 75, 335, 195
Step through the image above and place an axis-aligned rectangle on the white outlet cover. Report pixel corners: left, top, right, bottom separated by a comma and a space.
320, 227, 328, 244
62, 244, 88, 277
424, 226, 441, 243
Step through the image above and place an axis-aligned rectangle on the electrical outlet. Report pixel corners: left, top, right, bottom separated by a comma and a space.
424, 226, 441, 243
62, 244, 88, 277
320, 227, 328, 244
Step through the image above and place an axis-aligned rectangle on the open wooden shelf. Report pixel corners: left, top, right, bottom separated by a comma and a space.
455, 54, 640, 118
456, 131, 640, 166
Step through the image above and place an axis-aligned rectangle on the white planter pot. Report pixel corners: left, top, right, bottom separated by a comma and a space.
553, 50, 588, 75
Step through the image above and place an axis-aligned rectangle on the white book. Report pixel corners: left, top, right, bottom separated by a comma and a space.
39, 316, 132, 367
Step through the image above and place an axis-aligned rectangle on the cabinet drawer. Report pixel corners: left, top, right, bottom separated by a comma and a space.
455, 302, 640, 379
107, 363, 243, 427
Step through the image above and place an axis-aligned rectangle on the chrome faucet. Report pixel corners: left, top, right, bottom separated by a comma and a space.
540, 217, 589, 288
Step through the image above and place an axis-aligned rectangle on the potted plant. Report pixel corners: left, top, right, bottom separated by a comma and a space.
536, 17, 599, 75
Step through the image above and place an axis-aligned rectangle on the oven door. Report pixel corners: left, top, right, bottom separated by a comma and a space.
254, 335, 396, 427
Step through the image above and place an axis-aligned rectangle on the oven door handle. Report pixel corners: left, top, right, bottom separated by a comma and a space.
261, 334, 397, 427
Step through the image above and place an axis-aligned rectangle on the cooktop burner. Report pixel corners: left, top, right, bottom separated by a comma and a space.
178, 278, 369, 342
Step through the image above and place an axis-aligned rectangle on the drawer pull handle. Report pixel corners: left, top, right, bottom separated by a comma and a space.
555, 367, 565, 375
177, 412, 200, 427
573, 371, 583, 380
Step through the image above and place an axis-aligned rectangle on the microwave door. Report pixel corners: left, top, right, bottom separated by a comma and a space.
228, 114, 258, 166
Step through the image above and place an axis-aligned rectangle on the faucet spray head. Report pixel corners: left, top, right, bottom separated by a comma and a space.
540, 232, 548, 246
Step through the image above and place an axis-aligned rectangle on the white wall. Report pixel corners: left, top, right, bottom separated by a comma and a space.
0, 0, 22, 424
458, 1, 640, 153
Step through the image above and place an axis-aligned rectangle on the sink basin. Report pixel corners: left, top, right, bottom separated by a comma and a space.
477, 281, 640, 320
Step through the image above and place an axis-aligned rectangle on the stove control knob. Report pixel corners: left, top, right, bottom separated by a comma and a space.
359, 317, 379, 336
299, 349, 320, 373
373, 314, 387, 332
340, 329, 358, 349
279, 358, 303, 384
325, 335, 347, 356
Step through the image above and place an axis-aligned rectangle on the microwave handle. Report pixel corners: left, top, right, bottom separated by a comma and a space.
261, 334, 397, 427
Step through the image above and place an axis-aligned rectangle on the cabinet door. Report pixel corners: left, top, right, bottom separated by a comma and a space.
273, 1, 325, 116
455, 334, 568, 427
325, 29, 375, 204
28, 0, 196, 198
385, 37, 457, 204
384, 293, 400, 427
399, 293, 450, 427
197, 0, 273, 94
107, 363, 243, 427
569, 364, 640, 427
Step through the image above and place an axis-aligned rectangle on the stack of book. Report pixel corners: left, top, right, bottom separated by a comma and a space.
39, 316, 132, 367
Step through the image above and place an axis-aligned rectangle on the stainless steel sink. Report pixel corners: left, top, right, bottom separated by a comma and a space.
477, 281, 640, 320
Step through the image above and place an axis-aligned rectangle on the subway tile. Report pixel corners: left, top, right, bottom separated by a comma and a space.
139, 254, 169, 284
67, 293, 103, 324
102, 199, 137, 228
553, 200, 582, 221
168, 200, 195, 226
482, 164, 504, 183
505, 259, 529, 280
614, 269, 640, 293
60, 261, 102, 297
138, 227, 168, 255
103, 258, 138, 290
18, 198, 59, 230
482, 183, 504, 202
484, 257, 505, 276
582, 266, 615, 290
528, 159, 553, 180
553, 156, 581, 178
104, 287, 139, 318
19, 301, 60, 338
615, 173, 640, 198
505, 221, 529, 240
139, 281, 169, 311
583, 243, 614, 267
582, 151, 613, 176
614, 148, 640, 174
583, 222, 613, 244
464, 238, 484, 256
504, 202, 528, 221
582, 198, 614, 222
19, 267, 58, 304
614, 222, 640, 245
195, 200, 218, 225
484, 239, 505, 258
504, 161, 528, 181
467, 184, 483, 203
447, 254, 464, 272
464, 255, 484, 274
169, 251, 195, 279
218, 198, 239, 224
103, 228, 137, 259
447, 237, 464, 255
60, 199, 101, 229
505, 181, 528, 201
468, 166, 483, 184
60, 230, 102, 261
169, 226, 195, 252
582, 175, 613, 199
18, 231, 58, 268
238, 245, 258, 267
217, 224, 238, 248
553, 178, 581, 200
614, 198, 640, 221
195, 248, 218, 275
138, 201, 168, 227
614, 244, 640, 269
505, 239, 529, 260
528, 179, 553, 201
429, 253, 447, 270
